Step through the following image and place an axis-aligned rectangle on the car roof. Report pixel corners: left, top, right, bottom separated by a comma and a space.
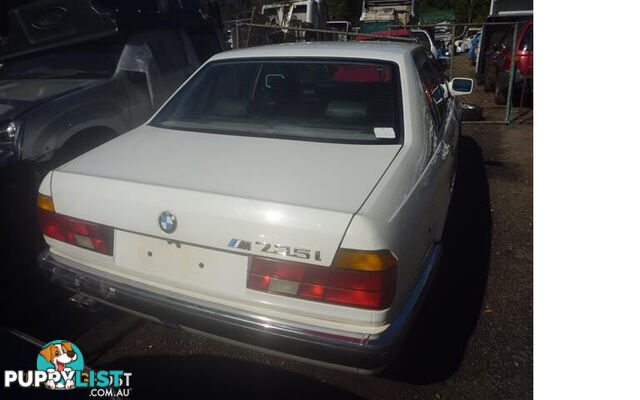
210, 41, 421, 64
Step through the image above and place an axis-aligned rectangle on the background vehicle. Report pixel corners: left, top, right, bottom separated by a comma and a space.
356, 29, 442, 67
475, 0, 532, 85
410, 28, 438, 59
433, 22, 453, 46
359, 0, 420, 33
483, 20, 532, 105
455, 28, 482, 53
467, 31, 482, 65
261, 0, 328, 41
0, 0, 224, 180
327, 20, 352, 41
435, 40, 452, 63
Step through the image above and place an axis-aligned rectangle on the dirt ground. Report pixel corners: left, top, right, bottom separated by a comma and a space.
1, 54, 532, 399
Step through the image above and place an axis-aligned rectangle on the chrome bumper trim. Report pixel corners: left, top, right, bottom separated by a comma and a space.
39, 244, 441, 372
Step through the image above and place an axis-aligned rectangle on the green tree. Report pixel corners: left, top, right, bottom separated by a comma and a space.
421, 0, 490, 23
325, 0, 361, 23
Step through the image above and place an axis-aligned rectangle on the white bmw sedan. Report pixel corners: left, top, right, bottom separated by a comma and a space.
37, 42, 472, 373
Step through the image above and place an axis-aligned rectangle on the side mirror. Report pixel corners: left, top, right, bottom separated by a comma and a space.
449, 77, 473, 96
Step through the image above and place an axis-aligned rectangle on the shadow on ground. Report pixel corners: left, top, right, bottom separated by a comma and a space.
0, 167, 49, 323
383, 135, 492, 384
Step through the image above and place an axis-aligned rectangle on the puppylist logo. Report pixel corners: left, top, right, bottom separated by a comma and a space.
4, 339, 132, 397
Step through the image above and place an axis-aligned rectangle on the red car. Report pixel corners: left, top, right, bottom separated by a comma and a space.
484, 20, 533, 106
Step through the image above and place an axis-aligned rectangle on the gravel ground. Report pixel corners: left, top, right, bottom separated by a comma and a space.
1, 54, 532, 399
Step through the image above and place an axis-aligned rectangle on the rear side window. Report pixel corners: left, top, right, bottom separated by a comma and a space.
152, 59, 403, 144
413, 50, 447, 128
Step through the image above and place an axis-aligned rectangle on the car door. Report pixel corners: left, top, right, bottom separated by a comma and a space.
412, 49, 459, 239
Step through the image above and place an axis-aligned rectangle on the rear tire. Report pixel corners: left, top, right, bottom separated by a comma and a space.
494, 82, 507, 105
483, 61, 495, 91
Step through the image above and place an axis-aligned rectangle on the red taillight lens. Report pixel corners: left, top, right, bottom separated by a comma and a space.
247, 256, 396, 309
37, 209, 114, 256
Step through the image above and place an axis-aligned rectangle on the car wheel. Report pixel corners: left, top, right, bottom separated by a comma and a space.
460, 103, 483, 121
494, 83, 507, 105
484, 68, 495, 91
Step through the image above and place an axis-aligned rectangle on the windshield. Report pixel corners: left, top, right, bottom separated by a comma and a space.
151, 59, 403, 144
0, 40, 123, 80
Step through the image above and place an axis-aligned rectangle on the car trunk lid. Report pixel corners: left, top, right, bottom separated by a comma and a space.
47, 125, 400, 323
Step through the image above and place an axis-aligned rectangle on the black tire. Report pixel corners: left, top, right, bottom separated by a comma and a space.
460, 103, 483, 121
494, 82, 507, 105
483, 60, 495, 91
484, 70, 495, 91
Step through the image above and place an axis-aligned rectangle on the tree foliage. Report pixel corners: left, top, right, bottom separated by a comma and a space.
422, 0, 490, 23
325, 0, 361, 23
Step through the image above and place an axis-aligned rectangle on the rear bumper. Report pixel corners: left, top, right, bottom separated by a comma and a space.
39, 244, 441, 374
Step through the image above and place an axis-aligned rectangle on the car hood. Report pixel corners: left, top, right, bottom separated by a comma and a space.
57, 124, 402, 214
0, 79, 97, 121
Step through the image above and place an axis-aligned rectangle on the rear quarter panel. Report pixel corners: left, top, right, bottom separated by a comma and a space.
341, 51, 450, 322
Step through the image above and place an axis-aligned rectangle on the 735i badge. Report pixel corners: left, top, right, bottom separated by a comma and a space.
228, 238, 321, 261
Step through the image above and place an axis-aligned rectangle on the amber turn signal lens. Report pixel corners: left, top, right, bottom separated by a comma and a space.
36, 193, 55, 212
332, 249, 397, 272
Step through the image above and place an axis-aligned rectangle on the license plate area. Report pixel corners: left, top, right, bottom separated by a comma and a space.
113, 230, 248, 298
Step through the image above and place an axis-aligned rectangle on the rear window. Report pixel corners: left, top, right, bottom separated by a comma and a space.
151, 59, 402, 144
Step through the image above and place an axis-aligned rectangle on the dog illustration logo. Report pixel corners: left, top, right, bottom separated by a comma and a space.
36, 340, 84, 390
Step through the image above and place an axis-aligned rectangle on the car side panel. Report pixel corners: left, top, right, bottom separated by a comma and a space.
341, 52, 456, 321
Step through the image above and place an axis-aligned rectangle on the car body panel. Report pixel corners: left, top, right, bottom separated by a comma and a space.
56, 124, 401, 214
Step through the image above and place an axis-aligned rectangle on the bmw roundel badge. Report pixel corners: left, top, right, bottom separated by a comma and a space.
159, 211, 177, 234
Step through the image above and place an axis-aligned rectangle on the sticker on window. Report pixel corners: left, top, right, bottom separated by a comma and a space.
374, 127, 396, 139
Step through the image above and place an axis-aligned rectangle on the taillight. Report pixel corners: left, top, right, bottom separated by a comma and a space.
247, 249, 397, 309
36, 193, 114, 256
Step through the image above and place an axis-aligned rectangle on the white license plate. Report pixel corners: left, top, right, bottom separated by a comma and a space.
113, 230, 248, 297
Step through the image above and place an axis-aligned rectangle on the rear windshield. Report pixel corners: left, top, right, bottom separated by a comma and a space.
151, 59, 402, 144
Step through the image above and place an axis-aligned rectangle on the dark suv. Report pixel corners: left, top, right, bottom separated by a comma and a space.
0, 0, 224, 181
